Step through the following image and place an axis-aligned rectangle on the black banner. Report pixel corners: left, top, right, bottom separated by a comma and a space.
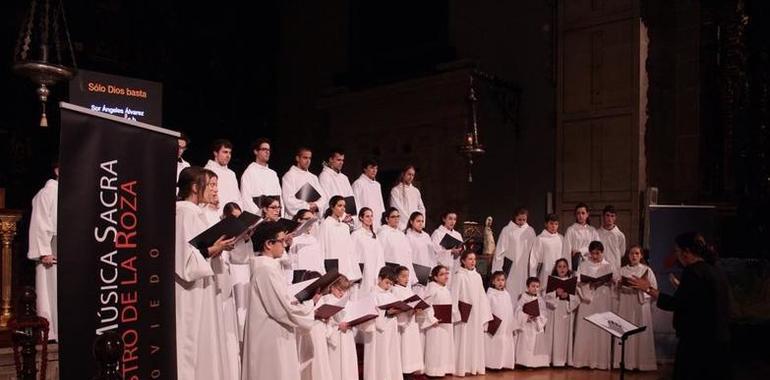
58, 102, 177, 379
69, 69, 163, 125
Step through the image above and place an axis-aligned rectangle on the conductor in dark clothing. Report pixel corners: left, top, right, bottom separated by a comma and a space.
630, 232, 732, 380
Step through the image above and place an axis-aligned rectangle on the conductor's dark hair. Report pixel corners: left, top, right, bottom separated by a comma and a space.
211, 139, 232, 153
526, 277, 541, 286
675, 232, 717, 264
381, 207, 399, 226
251, 137, 271, 152
588, 240, 604, 252
178, 166, 207, 200
252, 221, 284, 253
361, 157, 378, 170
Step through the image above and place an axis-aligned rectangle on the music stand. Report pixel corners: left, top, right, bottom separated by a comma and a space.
584, 311, 646, 380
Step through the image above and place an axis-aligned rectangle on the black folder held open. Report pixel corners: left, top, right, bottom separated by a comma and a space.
189, 211, 261, 252
295, 183, 322, 202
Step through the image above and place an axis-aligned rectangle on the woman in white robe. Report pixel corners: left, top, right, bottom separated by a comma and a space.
353, 207, 385, 296
319, 276, 359, 380
289, 209, 326, 278
27, 174, 58, 341
451, 252, 493, 376
492, 209, 538, 305
514, 278, 550, 368
572, 241, 617, 369
430, 212, 464, 275
484, 272, 517, 370
391, 266, 425, 375
175, 167, 237, 380
562, 202, 600, 270
319, 196, 362, 283
378, 207, 417, 285
364, 267, 403, 380
389, 165, 426, 231
543, 258, 580, 367
240, 221, 316, 380
615, 246, 658, 370
421, 265, 455, 377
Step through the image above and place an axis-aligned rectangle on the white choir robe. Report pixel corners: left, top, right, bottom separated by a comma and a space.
175, 201, 235, 380
492, 221, 538, 305
572, 259, 616, 369
319, 294, 359, 380
240, 162, 282, 216
389, 183, 426, 231
241, 255, 315, 380
392, 284, 425, 373
364, 288, 403, 380
597, 225, 627, 273
351, 174, 385, 228
451, 266, 493, 376
282, 165, 329, 219
319, 165, 355, 206
430, 225, 462, 274
27, 179, 58, 340
543, 277, 580, 367
297, 300, 334, 380
484, 287, 517, 369
514, 293, 550, 367
562, 222, 600, 267
406, 229, 439, 270
353, 228, 385, 296
421, 281, 455, 377
204, 160, 241, 212
378, 225, 417, 285
319, 216, 362, 282
615, 264, 658, 371
530, 230, 567, 288
288, 232, 326, 278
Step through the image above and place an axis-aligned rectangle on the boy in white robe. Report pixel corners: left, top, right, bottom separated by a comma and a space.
295, 271, 334, 380
484, 271, 517, 370
492, 208, 538, 306
319, 275, 359, 380
597, 205, 626, 273
451, 252, 493, 376
389, 165, 426, 231
27, 166, 58, 340
364, 266, 404, 380
240, 221, 316, 380
421, 265, 455, 377
515, 277, 550, 368
530, 213, 567, 288
281, 147, 328, 219
240, 138, 282, 216
543, 258, 580, 366
615, 246, 657, 370
351, 158, 385, 229
391, 266, 425, 376
204, 139, 241, 212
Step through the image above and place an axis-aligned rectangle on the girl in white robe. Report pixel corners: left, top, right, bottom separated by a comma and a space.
615, 245, 658, 371
175, 167, 237, 380
388, 165, 426, 230
515, 277, 550, 368
295, 271, 334, 380
240, 222, 316, 380
319, 276, 359, 380
289, 209, 326, 278
451, 252, 493, 376
319, 196, 363, 283
364, 266, 404, 380
353, 208, 386, 296
378, 207, 417, 285
562, 202, 600, 270
391, 266, 425, 376
27, 176, 58, 341
544, 258, 580, 367
421, 265, 455, 377
572, 240, 617, 369
492, 208, 538, 305
484, 271, 517, 370
430, 212, 464, 276
406, 212, 440, 270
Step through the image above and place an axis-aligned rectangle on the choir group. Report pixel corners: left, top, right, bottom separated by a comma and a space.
27, 136, 660, 379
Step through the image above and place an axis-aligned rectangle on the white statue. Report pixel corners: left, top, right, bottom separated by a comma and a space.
483, 216, 496, 255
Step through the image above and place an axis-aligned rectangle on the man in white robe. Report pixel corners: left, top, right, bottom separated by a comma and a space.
492, 209, 538, 306
281, 147, 328, 219
351, 158, 385, 224
389, 165, 426, 230
240, 221, 315, 380
204, 139, 240, 212
529, 214, 567, 289
27, 166, 58, 340
240, 138, 282, 216
596, 205, 626, 273
318, 148, 355, 213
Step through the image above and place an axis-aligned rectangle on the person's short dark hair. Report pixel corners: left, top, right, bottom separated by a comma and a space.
327, 147, 345, 159
675, 232, 717, 264
179, 132, 190, 144
361, 157, 378, 170
251, 137, 271, 153
211, 139, 233, 153
381, 207, 399, 226
545, 213, 559, 223
589, 240, 604, 252
513, 207, 528, 217
440, 211, 457, 221
526, 277, 541, 286
430, 265, 448, 281
491, 271, 506, 281
252, 221, 284, 252
603, 205, 616, 214
260, 195, 281, 210
378, 266, 393, 281
575, 202, 590, 212
295, 146, 311, 157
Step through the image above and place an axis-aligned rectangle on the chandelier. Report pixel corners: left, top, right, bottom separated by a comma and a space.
458, 74, 485, 182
